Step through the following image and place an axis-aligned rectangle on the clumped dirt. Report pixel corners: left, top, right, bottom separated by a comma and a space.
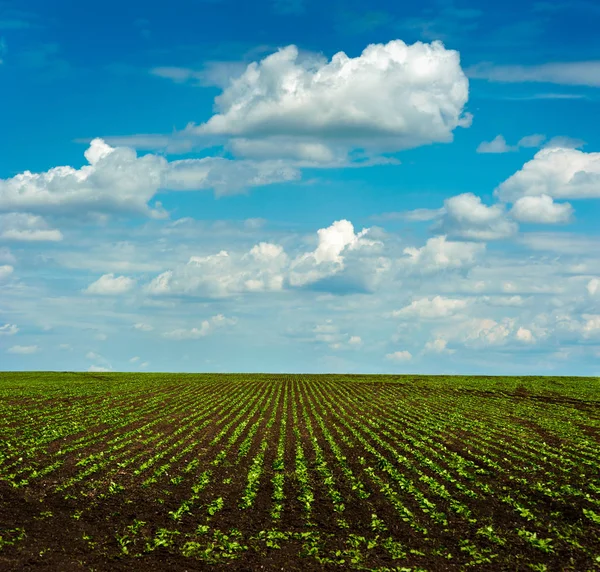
0, 373, 599, 570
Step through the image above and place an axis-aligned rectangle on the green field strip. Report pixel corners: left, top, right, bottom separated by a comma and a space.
365, 383, 597, 552
164, 381, 278, 524
51, 383, 225, 494
0, 383, 206, 483
304, 379, 433, 536
0, 381, 203, 474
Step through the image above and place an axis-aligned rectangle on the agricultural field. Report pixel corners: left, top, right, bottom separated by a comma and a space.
0, 373, 599, 571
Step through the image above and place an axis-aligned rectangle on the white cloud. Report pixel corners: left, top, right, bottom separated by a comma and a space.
582, 315, 600, 337
436, 317, 520, 348
148, 244, 288, 297
188, 40, 471, 158
86, 351, 103, 361
0, 247, 15, 264
386, 350, 413, 361
0, 213, 63, 241
0, 323, 18, 335
479, 295, 525, 307
85, 351, 112, 370
150, 66, 203, 83
162, 157, 301, 197
133, 322, 154, 331
164, 325, 212, 339
476, 133, 546, 154
515, 326, 535, 343
290, 220, 379, 287
588, 278, 600, 296
163, 314, 237, 339
519, 232, 599, 254
476, 135, 517, 154
129, 356, 140, 363
510, 194, 573, 224
85, 273, 136, 295
7, 345, 39, 354
313, 220, 376, 264
392, 296, 468, 319
495, 147, 600, 202
518, 134, 546, 148
227, 139, 341, 163
1, 139, 305, 217
311, 319, 362, 350
424, 338, 454, 354
147, 219, 380, 296
0, 265, 13, 280
467, 318, 514, 346
402, 235, 485, 272
543, 136, 586, 150
436, 193, 518, 240
466, 61, 600, 87
388, 207, 445, 222
88, 365, 112, 372
0, 139, 167, 217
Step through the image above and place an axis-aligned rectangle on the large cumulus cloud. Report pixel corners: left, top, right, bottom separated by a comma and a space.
0, 139, 301, 217
496, 147, 600, 202
186, 40, 471, 160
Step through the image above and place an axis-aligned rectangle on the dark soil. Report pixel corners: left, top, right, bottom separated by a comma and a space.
0, 373, 599, 571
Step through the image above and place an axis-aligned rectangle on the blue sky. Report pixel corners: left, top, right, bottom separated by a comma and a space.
1, 0, 600, 374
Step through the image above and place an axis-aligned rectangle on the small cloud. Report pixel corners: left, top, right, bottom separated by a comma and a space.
0, 265, 14, 280
0, 213, 63, 242
88, 365, 111, 372
8, 345, 39, 354
435, 193, 517, 241
385, 350, 412, 362
477, 134, 547, 154
477, 135, 517, 154
129, 356, 140, 363
466, 61, 600, 87
244, 218, 267, 230
375, 208, 444, 222
515, 327, 535, 343
0, 247, 15, 264
424, 338, 455, 354
393, 296, 468, 319
0, 323, 18, 335
85, 273, 136, 295
163, 314, 237, 339
134, 322, 154, 332
510, 195, 573, 224
517, 134, 546, 148
542, 136, 586, 149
